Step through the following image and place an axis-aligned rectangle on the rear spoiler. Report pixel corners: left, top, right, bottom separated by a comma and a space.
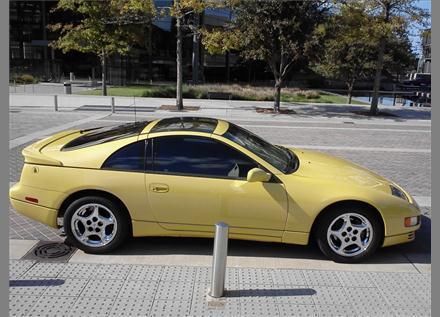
22, 130, 79, 166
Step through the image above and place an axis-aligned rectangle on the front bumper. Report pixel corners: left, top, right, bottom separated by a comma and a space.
383, 231, 417, 247
380, 197, 421, 247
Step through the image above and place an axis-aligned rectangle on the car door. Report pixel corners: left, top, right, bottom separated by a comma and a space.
145, 134, 288, 237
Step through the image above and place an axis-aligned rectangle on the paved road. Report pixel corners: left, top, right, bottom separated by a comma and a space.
8, 99, 431, 316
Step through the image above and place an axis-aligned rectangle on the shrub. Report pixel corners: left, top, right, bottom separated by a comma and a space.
304, 90, 320, 99
293, 89, 320, 99
11, 74, 37, 84
296, 91, 306, 98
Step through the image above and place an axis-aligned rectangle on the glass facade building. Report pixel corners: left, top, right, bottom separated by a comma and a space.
9, 1, 272, 84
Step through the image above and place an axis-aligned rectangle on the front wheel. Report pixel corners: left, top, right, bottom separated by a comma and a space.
315, 206, 383, 263
63, 196, 130, 254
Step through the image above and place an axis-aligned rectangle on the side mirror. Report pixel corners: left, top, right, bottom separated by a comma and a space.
247, 168, 271, 183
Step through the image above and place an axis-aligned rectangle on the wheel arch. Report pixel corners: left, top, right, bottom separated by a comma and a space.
309, 199, 385, 245
58, 189, 133, 235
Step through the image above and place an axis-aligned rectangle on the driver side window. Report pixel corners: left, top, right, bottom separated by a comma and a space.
149, 135, 257, 179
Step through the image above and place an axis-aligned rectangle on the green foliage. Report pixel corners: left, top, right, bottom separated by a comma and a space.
201, 0, 329, 110
383, 32, 417, 75
230, 0, 327, 82
359, 0, 430, 113
312, 1, 418, 94
49, 0, 156, 59
312, 3, 377, 89
11, 74, 38, 84
201, 28, 242, 55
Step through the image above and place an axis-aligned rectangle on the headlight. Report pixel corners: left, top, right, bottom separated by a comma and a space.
390, 185, 408, 201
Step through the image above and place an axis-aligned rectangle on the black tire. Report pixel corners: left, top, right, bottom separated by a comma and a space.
63, 196, 130, 254
315, 205, 383, 263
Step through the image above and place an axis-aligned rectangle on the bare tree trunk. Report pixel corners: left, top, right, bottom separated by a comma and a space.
200, 44, 205, 83
176, 15, 183, 110
347, 79, 355, 104
101, 50, 107, 96
370, 37, 386, 115
225, 52, 230, 83
274, 80, 282, 112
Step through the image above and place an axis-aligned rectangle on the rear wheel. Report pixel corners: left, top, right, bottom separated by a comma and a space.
63, 196, 129, 253
315, 205, 383, 263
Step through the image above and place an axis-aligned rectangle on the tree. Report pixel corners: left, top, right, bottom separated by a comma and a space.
383, 31, 417, 81
362, 0, 429, 115
202, 0, 329, 112
49, 0, 155, 96
312, 3, 378, 104
158, 0, 219, 111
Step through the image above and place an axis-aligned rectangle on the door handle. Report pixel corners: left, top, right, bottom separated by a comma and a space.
150, 183, 169, 193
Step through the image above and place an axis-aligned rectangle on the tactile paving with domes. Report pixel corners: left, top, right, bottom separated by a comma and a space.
9, 260, 431, 317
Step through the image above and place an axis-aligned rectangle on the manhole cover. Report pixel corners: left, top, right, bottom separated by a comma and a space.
22, 241, 77, 262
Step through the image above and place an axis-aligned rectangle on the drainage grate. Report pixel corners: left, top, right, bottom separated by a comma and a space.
22, 241, 77, 263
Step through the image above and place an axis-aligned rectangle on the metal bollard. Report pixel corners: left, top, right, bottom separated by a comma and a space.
209, 222, 229, 298
54, 95, 58, 111
111, 97, 115, 113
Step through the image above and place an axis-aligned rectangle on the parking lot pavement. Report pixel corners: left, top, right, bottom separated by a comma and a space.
9, 104, 431, 316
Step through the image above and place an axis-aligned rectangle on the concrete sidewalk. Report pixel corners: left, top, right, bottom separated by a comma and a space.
9, 255, 431, 317
9, 93, 432, 121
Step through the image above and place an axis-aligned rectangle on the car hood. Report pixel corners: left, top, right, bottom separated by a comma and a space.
289, 148, 392, 192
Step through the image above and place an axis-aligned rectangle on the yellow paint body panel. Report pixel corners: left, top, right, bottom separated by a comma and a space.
382, 232, 416, 247
9, 118, 422, 250
10, 197, 58, 228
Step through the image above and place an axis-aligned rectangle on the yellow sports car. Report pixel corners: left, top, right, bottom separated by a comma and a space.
10, 117, 421, 262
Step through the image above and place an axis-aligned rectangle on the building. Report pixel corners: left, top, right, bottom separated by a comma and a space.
417, 28, 431, 74
9, 1, 273, 85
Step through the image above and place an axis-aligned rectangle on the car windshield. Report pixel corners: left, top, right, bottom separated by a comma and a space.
223, 123, 298, 173
62, 121, 149, 151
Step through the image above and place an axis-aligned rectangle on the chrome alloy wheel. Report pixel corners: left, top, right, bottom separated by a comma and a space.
326, 213, 373, 257
70, 203, 118, 247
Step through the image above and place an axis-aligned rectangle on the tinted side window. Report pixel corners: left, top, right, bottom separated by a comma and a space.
151, 136, 257, 179
102, 141, 146, 172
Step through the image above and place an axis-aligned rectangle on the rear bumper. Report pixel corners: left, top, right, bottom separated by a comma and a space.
10, 198, 58, 228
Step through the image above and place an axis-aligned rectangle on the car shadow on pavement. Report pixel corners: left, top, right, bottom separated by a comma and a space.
104, 215, 430, 266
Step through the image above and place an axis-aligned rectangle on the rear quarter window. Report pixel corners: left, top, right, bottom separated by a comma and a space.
101, 140, 146, 172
